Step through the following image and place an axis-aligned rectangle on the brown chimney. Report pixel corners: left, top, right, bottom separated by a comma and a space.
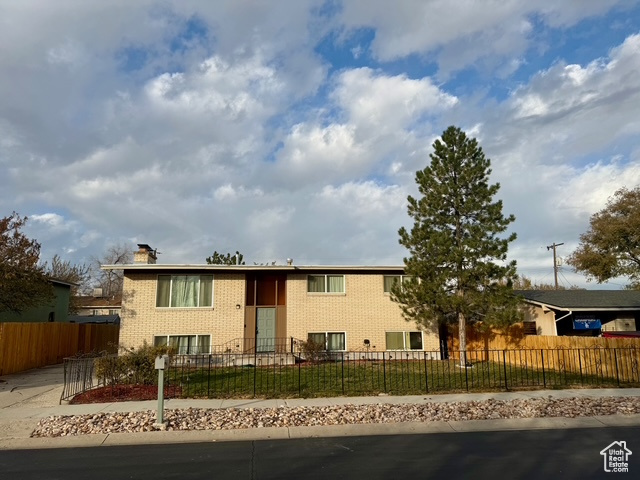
134, 244, 157, 264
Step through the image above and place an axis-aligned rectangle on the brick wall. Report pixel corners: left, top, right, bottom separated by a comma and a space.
119, 272, 245, 349
119, 270, 441, 352
286, 274, 440, 351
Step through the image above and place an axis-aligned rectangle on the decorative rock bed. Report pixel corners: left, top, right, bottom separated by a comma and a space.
32, 396, 640, 437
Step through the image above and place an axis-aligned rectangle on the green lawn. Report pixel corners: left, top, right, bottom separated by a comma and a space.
164, 358, 629, 399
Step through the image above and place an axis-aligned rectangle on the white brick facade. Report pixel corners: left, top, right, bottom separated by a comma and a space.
117, 266, 441, 352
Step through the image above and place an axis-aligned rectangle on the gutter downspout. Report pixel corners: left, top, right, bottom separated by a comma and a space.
554, 310, 573, 336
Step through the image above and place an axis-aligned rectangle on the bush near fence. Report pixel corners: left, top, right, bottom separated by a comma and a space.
0, 322, 119, 376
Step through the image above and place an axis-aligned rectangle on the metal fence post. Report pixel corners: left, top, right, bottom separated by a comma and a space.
502, 350, 508, 391
424, 352, 429, 393
578, 349, 583, 386
253, 355, 257, 398
541, 349, 546, 388
383, 354, 387, 392
464, 355, 469, 392
207, 355, 211, 398
341, 352, 345, 394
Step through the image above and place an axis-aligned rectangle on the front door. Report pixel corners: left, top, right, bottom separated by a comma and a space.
256, 307, 276, 352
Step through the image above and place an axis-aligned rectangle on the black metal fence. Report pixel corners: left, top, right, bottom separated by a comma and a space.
60, 354, 111, 404
163, 347, 640, 399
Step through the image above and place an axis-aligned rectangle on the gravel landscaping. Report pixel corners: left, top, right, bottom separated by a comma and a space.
31, 396, 640, 437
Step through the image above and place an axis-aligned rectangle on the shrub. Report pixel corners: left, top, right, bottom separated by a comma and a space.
95, 342, 174, 386
300, 338, 327, 363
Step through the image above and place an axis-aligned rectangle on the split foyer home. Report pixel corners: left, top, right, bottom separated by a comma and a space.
105, 245, 442, 357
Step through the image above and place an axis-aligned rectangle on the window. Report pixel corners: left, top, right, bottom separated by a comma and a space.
385, 331, 423, 350
108, 309, 118, 315
523, 321, 537, 336
383, 275, 413, 293
156, 275, 213, 307
307, 275, 345, 293
308, 332, 346, 351
154, 335, 211, 354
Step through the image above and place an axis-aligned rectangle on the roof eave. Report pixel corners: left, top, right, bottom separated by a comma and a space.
521, 299, 640, 311
102, 264, 406, 272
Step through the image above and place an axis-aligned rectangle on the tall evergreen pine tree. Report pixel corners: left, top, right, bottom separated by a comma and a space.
393, 126, 520, 362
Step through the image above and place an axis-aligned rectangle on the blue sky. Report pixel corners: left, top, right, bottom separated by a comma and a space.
1, 0, 640, 289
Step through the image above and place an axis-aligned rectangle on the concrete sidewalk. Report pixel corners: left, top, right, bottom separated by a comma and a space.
2, 364, 640, 450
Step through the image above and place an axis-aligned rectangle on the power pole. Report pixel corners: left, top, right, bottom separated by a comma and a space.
546, 242, 564, 290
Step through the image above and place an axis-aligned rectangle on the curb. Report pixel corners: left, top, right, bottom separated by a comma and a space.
2, 414, 640, 450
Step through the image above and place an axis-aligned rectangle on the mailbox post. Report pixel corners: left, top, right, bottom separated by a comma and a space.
154, 354, 169, 427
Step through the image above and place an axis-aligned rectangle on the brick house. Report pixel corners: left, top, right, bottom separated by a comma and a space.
103, 245, 442, 356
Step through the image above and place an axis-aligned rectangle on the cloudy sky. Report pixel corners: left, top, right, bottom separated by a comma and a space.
2, 1, 640, 289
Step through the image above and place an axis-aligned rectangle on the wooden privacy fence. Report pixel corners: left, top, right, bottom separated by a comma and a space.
449, 327, 640, 383
0, 323, 119, 376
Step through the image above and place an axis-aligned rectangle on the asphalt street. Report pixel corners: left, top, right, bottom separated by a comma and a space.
1, 426, 637, 480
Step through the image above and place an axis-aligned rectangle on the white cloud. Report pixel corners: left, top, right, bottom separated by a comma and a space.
337, 0, 638, 74
318, 181, 405, 218
29, 213, 72, 231
333, 68, 458, 131
274, 68, 456, 186
2, 2, 640, 289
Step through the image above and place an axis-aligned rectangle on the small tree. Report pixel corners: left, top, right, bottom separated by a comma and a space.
568, 186, 640, 289
0, 213, 53, 313
393, 126, 520, 363
206, 250, 245, 265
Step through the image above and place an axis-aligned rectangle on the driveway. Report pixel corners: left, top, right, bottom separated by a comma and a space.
0, 364, 65, 409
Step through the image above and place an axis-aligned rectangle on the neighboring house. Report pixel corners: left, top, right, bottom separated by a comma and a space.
516, 290, 640, 337
0, 278, 73, 323
104, 245, 442, 356
75, 293, 122, 317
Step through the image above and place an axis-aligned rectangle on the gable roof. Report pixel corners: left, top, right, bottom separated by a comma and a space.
516, 290, 640, 310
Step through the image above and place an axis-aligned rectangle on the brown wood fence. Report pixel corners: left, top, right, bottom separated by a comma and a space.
449, 326, 640, 383
0, 323, 119, 376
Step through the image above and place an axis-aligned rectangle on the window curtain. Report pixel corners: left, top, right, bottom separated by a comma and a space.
385, 332, 404, 350
171, 275, 199, 307
308, 333, 326, 347
169, 335, 195, 354
307, 276, 325, 292
199, 275, 213, 307
197, 335, 211, 354
156, 275, 171, 307
327, 275, 344, 292
327, 333, 345, 351
383, 276, 400, 293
